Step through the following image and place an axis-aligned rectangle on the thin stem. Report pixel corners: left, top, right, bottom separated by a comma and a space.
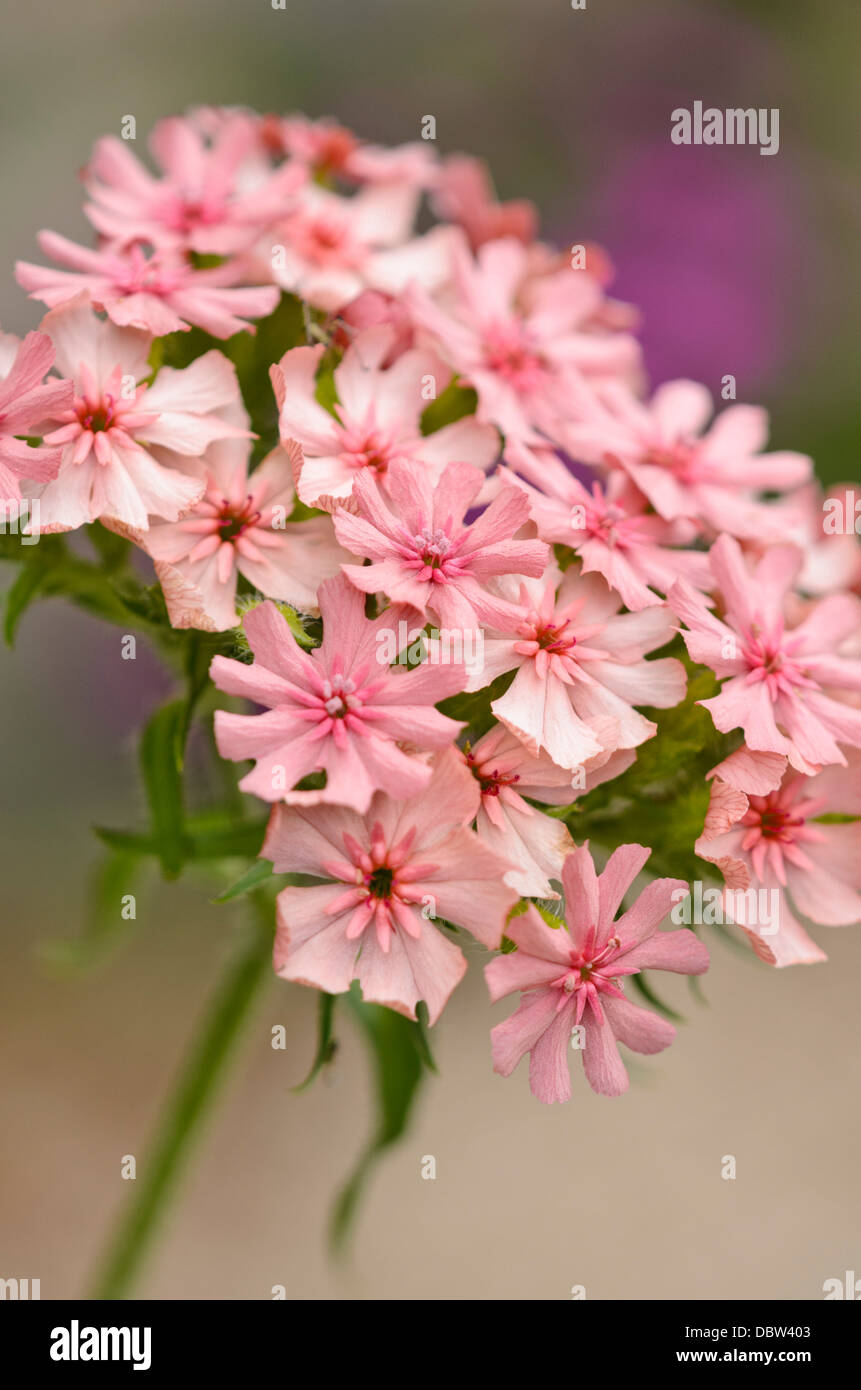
87, 895, 274, 1299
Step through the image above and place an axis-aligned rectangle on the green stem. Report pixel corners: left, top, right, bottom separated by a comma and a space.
87, 896, 274, 1299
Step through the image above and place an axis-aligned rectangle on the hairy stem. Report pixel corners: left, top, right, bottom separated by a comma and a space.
87, 895, 273, 1299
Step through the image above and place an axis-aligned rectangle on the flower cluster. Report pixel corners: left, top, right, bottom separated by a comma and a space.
6, 109, 859, 1103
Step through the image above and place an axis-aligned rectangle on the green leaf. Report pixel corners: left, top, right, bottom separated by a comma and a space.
293, 992, 339, 1092
437, 667, 516, 740
329, 988, 431, 1250
630, 969, 685, 1023
4, 557, 51, 644
213, 859, 274, 903
40, 850, 143, 972
420, 380, 478, 434
140, 701, 186, 878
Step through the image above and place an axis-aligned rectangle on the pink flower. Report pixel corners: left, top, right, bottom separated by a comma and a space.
695, 756, 861, 967
405, 235, 641, 441
16, 234, 279, 338
504, 438, 712, 611
271, 326, 499, 510
0, 326, 72, 502
210, 579, 466, 812
274, 114, 436, 187
332, 458, 549, 629
558, 378, 812, 540
143, 440, 347, 630
262, 747, 518, 1023
335, 289, 415, 362
263, 183, 456, 313
431, 154, 538, 250
83, 114, 306, 254
782, 482, 861, 597
670, 534, 861, 773
486, 843, 709, 1100
28, 296, 250, 531
462, 723, 633, 898
470, 567, 686, 770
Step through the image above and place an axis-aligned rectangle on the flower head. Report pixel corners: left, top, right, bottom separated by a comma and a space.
83, 113, 306, 254
333, 458, 549, 630
504, 438, 711, 610
28, 296, 251, 531
0, 326, 72, 502
558, 378, 812, 540
486, 842, 709, 1100
144, 439, 347, 630
470, 566, 686, 770
263, 748, 518, 1023
670, 534, 861, 773
405, 235, 641, 441
696, 756, 861, 967
17, 233, 279, 338
211, 578, 466, 812
271, 326, 498, 510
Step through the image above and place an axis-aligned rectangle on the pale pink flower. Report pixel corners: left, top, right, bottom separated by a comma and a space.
470, 567, 686, 771
271, 326, 499, 510
27, 296, 252, 531
263, 183, 456, 313
781, 482, 861, 598
0, 326, 71, 502
696, 756, 861, 967
83, 114, 306, 254
262, 748, 518, 1023
558, 378, 812, 540
273, 114, 436, 187
144, 440, 347, 630
405, 235, 641, 441
332, 458, 549, 629
462, 723, 633, 898
504, 438, 712, 611
487, 843, 709, 1100
335, 289, 415, 362
670, 534, 861, 773
211, 579, 466, 812
431, 154, 538, 250
17, 234, 279, 338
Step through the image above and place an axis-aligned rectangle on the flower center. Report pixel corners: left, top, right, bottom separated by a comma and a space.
643, 440, 699, 482
465, 749, 521, 797
76, 396, 116, 433
216, 494, 262, 542
484, 322, 544, 389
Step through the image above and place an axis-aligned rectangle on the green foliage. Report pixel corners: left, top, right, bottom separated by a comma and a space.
213, 859, 274, 903
159, 294, 306, 463
329, 986, 436, 1251
437, 667, 516, 741
40, 850, 144, 973
420, 379, 479, 434
139, 701, 187, 878
293, 992, 339, 1092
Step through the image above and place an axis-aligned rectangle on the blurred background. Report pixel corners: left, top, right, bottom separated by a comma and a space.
1, 0, 859, 1300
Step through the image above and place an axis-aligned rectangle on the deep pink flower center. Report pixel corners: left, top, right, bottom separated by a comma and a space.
323, 822, 439, 951
336, 416, 409, 476
483, 321, 545, 389
215, 494, 262, 542
739, 786, 828, 883
741, 625, 814, 698
551, 926, 627, 1022
643, 440, 700, 481
465, 748, 521, 797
